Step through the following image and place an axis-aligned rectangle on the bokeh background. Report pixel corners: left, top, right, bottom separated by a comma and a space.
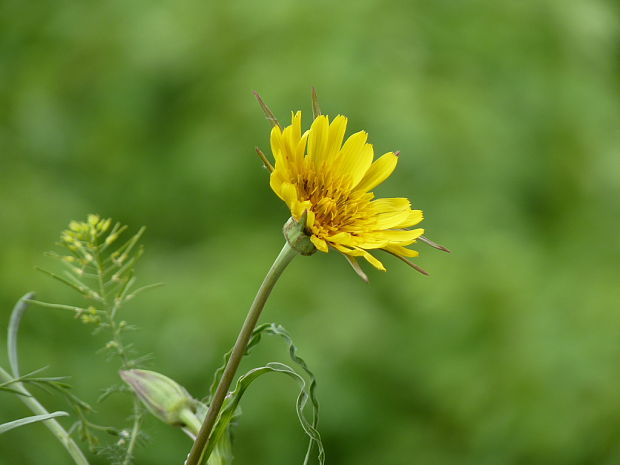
2, 0, 620, 464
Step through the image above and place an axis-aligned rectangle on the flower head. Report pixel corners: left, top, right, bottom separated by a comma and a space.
268, 110, 424, 273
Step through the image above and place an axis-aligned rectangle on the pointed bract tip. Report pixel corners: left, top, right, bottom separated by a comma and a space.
311, 87, 322, 118
254, 91, 281, 128
255, 146, 274, 172
406, 260, 429, 276
384, 250, 429, 276
419, 235, 451, 253
394, 151, 400, 157
342, 253, 369, 282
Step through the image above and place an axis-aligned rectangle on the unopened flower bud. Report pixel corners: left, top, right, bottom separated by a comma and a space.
99, 218, 111, 232
120, 369, 197, 427
105, 233, 119, 245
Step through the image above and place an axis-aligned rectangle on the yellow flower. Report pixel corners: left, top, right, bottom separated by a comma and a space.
269, 111, 424, 272
61, 214, 111, 248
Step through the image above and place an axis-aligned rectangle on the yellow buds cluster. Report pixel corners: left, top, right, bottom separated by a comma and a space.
61, 214, 111, 248
77, 306, 101, 325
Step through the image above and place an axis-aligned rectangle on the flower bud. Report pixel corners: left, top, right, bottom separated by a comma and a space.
120, 369, 197, 426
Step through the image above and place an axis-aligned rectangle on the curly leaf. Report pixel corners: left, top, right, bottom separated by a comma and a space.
207, 323, 322, 464
206, 362, 324, 465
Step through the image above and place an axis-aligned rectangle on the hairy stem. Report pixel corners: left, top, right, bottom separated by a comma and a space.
184, 242, 297, 465
0, 365, 90, 465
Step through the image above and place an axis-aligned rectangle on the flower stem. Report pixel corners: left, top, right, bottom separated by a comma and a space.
0, 365, 90, 465
185, 242, 298, 465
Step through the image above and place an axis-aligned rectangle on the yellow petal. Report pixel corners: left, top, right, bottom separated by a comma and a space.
269, 171, 287, 201
351, 143, 374, 187
277, 181, 298, 212
368, 197, 411, 213
282, 112, 304, 170
270, 126, 284, 166
383, 244, 420, 258
327, 231, 352, 244
371, 228, 424, 245
295, 132, 309, 169
354, 152, 398, 193
307, 115, 330, 169
367, 198, 414, 229
374, 210, 413, 230
332, 244, 387, 272
325, 115, 347, 161
358, 249, 386, 271
346, 236, 388, 249
290, 111, 302, 141
311, 235, 329, 253
292, 199, 312, 221
392, 209, 424, 228
335, 131, 373, 186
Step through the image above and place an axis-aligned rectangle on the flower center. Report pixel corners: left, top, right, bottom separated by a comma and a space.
296, 170, 371, 235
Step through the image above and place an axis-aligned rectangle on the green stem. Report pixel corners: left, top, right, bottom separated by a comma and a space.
185, 242, 298, 465
23, 299, 83, 313
179, 409, 202, 437
122, 399, 142, 465
0, 365, 90, 465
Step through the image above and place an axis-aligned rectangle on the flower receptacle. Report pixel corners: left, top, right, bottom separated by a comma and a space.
283, 213, 316, 256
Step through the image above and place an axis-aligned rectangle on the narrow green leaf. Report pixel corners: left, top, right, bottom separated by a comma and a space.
125, 282, 165, 300
35, 267, 93, 297
109, 227, 145, 266
8, 292, 35, 377
24, 299, 83, 313
100, 223, 128, 253
0, 366, 48, 388
0, 386, 29, 396
0, 412, 69, 434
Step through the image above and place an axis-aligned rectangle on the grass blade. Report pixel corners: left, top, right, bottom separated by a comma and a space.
8, 292, 35, 377
0, 412, 69, 435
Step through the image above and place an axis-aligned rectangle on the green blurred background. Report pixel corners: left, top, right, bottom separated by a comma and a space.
2, 0, 620, 463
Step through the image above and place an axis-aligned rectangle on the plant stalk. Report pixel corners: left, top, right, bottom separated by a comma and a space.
0, 365, 90, 465
184, 242, 298, 465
